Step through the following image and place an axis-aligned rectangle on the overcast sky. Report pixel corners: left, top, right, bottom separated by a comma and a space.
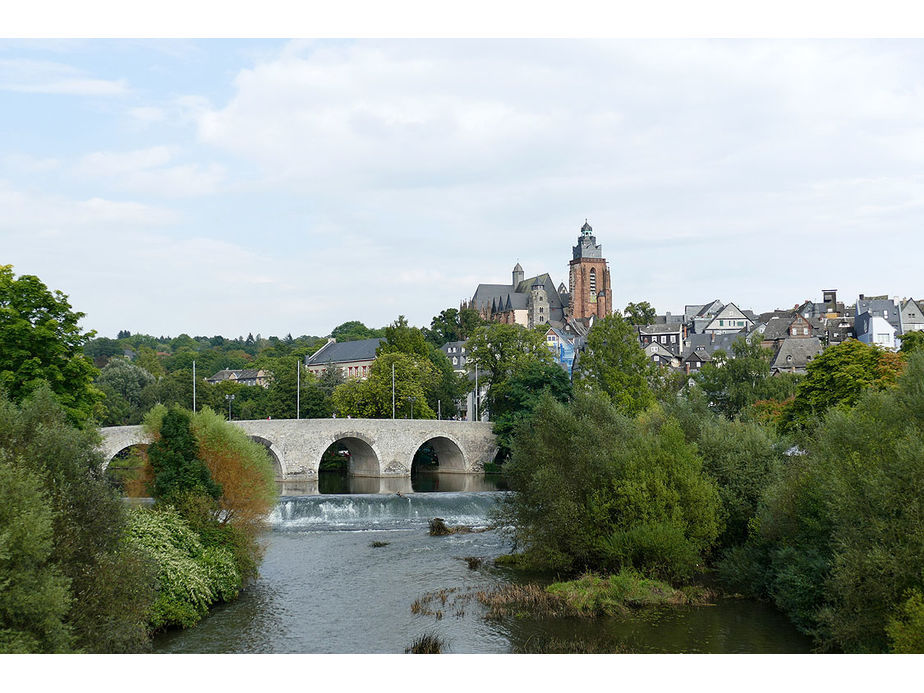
3, 38, 924, 339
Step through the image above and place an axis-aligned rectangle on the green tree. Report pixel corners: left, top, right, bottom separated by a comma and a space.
0, 387, 156, 652
693, 333, 800, 420
780, 339, 904, 432
467, 322, 553, 412
624, 301, 657, 325
575, 313, 655, 417
488, 360, 572, 456
899, 330, 924, 355
331, 352, 438, 419
0, 265, 103, 424
378, 315, 467, 418
500, 391, 721, 580
722, 352, 924, 652
96, 358, 156, 425
145, 407, 222, 504
330, 320, 385, 342
0, 458, 74, 653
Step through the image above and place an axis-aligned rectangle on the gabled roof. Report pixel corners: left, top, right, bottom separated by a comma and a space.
306, 338, 383, 366
771, 337, 823, 371
645, 341, 680, 358
703, 302, 754, 331
639, 323, 683, 335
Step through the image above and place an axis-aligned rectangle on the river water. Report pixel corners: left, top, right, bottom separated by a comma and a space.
153, 474, 812, 654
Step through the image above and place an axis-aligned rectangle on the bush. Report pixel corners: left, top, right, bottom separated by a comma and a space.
499, 391, 721, 578
727, 351, 924, 652
0, 386, 156, 652
126, 506, 241, 630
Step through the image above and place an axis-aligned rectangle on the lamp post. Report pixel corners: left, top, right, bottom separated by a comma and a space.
225, 394, 235, 421
407, 396, 416, 420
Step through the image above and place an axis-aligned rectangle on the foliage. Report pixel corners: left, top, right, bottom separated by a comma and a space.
623, 301, 657, 326
780, 339, 904, 432
96, 358, 156, 425
886, 589, 924, 653
125, 507, 240, 630
424, 306, 486, 347
0, 265, 103, 424
692, 417, 786, 551
191, 407, 277, 532
332, 351, 438, 419
499, 391, 721, 579
899, 330, 924, 355
145, 407, 222, 504
0, 457, 73, 653
723, 352, 924, 652
0, 386, 157, 652
575, 313, 655, 417
692, 333, 799, 420
142, 405, 276, 585
488, 360, 572, 456
330, 320, 385, 342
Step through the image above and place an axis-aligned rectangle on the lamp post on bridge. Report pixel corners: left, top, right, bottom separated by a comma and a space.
225, 394, 235, 421
407, 396, 416, 420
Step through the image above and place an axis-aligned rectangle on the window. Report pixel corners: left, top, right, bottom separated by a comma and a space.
589, 268, 597, 294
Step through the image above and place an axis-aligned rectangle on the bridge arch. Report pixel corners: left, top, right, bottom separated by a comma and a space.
412, 434, 468, 473
248, 435, 287, 480
321, 432, 382, 477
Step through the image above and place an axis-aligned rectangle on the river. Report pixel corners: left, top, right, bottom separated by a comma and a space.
153, 473, 812, 654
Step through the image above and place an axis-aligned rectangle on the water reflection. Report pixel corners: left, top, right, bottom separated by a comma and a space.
276, 471, 505, 496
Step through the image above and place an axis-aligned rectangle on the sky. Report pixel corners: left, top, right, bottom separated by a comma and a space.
3, 36, 924, 339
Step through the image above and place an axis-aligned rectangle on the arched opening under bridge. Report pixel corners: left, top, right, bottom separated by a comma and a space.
411, 436, 466, 492
104, 444, 151, 497
318, 436, 381, 494
248, 435, 285, 481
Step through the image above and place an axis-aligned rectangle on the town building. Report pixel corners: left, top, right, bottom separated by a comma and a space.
466, 220, 612, 332
206, 368, 272, 388
304, 337, 382, 379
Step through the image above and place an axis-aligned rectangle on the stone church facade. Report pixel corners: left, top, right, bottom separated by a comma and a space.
466, 220, 613, 331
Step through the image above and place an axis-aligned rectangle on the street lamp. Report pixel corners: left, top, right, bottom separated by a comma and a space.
225, 394, 235, 421
407, 396, 416, 420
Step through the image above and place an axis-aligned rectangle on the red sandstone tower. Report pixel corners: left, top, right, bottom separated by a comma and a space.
568, 220, 612, 321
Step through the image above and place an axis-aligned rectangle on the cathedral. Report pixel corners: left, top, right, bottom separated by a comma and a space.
466, 220, 613, 332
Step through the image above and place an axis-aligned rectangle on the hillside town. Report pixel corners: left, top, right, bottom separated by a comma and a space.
261, 220, 922, 421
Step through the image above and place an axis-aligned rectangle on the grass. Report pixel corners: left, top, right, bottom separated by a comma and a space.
478, 568, 715, 620
405, 632, 445, 654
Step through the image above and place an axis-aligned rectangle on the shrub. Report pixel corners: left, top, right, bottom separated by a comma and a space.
126, 506, 241, 630
499, 391, 720, 578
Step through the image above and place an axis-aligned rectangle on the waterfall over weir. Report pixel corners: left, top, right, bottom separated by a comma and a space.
269, 491, 506, 532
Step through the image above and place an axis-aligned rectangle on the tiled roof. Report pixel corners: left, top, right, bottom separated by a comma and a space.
306, 338, 383, 366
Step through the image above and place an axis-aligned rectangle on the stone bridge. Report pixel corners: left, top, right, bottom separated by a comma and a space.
99, 418, 497, 481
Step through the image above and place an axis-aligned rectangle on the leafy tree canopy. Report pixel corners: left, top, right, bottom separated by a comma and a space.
780, 339, 904, 432
899, 330, 924, 355
489, 360, 572, 456
624, 301, 657, 326
575, 313, 655, 417
0, 265, 103, 424
330, 320, 385, 342
500, 391, 721, 580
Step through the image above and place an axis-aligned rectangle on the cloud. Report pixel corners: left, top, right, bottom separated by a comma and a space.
0, 58, 127, 95
75, 146, 226, 197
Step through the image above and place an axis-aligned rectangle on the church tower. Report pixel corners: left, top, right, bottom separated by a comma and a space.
568, 220, 612, 321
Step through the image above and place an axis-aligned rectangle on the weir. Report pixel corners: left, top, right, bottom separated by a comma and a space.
98, 418, 497, 481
